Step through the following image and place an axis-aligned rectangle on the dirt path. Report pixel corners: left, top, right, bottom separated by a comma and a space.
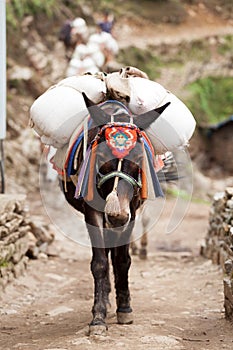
1, 198, 233, 350
115, 4, 233, 49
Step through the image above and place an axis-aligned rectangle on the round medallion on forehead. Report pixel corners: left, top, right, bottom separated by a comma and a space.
105, 126, 137, 158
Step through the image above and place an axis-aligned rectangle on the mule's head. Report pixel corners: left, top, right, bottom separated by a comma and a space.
83, 94, 169, 228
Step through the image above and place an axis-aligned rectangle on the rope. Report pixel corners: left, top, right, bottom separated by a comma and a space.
112, 158, 123, 191
105, 158, 123, 216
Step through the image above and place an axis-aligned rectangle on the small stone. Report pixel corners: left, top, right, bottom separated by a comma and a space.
46, 306, 74, 317
45, 273, 65, 282
213, 192, 225, 202
224, 259, 233, 274
226, 187, 233, 197
151, 320, 166, 326
226, 199, 233, 210
71, 338, 91, 345
0, 308, 18, 315
140, 335, 179, 347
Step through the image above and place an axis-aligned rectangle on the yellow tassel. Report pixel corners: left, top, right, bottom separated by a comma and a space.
105, 190, 121, 216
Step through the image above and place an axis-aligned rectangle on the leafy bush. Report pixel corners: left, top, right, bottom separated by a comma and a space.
185, 77, 233, 125
218, 35, 233, 55
6, 0, 58, 27
118, 46, 162, 80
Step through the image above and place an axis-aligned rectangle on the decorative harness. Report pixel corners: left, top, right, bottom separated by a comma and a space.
63, 100, 163, 201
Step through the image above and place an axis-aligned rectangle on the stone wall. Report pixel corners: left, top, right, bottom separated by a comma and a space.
201, 187, 233, 320
0, 194, 54, 291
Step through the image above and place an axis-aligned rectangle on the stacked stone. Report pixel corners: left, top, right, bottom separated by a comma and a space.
0, 194, 54, 290
202, 187, 233, 320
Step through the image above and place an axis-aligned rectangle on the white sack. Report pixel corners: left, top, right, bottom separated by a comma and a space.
104, 35, 119, 55
88, 32, 119, 56
143, 92, 196, 154
125, 76, 196, 153
66, 58, 99, 77
30, 75, 106, 148
128, 77, 167, 114
72, 44, 89, 60
66, 58, 83, 77
30, 86, 88, 148
57, 74, 106, 103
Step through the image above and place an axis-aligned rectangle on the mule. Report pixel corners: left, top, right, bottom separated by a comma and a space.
60, 95, 169, 335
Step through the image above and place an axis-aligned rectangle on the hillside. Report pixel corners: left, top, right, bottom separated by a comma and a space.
4, 0, 233, 195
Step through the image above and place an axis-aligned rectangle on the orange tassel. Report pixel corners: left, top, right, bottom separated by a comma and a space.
140, 142, 148, 199
86, 140, 98, 201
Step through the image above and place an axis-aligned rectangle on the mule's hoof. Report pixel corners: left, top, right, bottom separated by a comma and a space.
117, 311, 133, 324
89, 324, 107, 336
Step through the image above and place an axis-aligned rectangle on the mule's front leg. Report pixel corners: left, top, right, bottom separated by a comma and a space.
90, 247, 109, 334
85, 206, 110, 335
111, 245, 133, 325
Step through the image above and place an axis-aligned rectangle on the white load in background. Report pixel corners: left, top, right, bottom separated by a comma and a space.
29, 75, 106, 148
66, 31, 119, 77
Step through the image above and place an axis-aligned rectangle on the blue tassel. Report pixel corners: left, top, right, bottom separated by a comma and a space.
145, 147, 164, 198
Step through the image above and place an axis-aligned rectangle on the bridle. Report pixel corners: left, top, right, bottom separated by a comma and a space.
95, 121, 144, 197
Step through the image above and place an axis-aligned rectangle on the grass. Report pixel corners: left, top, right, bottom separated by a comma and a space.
218, 35, 233, 55
117, 46, 162, 80
185, 77, 233, 125
117, 37, 214, 80
0, 260, 9, 268
6, 0, 58, 27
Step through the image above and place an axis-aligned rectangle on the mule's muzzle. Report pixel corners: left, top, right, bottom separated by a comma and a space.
105, 211, 130, 228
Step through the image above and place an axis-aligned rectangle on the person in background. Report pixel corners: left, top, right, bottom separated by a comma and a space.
97, 11, 115, 35
59, 17, 89, 61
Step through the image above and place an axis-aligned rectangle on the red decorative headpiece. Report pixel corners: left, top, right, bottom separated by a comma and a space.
105, 126, 138, 158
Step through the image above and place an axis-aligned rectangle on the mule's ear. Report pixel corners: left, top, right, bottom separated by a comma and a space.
134, 102, 170, 130
82, 92, 95, 108
82, 93, 111, 125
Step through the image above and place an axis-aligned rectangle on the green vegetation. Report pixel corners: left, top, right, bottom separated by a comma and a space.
218, 35, 233, 55
0, 259, 9, 268
173, 40, 211, 64
185, 77, 233, 125
117, 46, 162, 80
6, 0, 59, 27
117, 38, 214, 80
